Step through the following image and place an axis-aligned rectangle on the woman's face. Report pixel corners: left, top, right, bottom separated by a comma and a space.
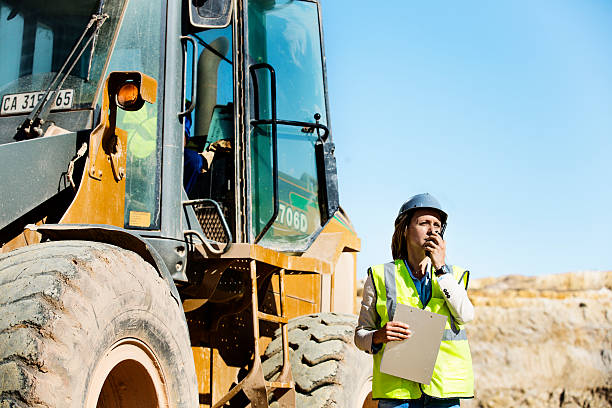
406, 209, 443, 252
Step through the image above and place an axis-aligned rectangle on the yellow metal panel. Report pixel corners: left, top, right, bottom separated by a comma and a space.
193, 346, 243, 408
268, 273, 321, 319
195, 243, 333, 274
61, 72, 157, 227
298, 298, 318, 316
211, 349, 241, 406
271, 273, 319, 304
332, 252, 358, 314
0, 219, 43, 253
60, 127, 127, 226
192, 347, 211, 407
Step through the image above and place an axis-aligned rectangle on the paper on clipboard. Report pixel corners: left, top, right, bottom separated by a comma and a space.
379, 303, 447, 384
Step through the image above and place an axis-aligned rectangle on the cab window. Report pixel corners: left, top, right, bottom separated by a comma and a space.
100, 0, 164, 229
182, 23, 235, 237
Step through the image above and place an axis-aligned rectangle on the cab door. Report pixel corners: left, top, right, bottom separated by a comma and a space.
245, 0, 338, 251
181, 0, 237, 242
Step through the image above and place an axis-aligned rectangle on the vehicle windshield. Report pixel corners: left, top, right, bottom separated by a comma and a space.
0, 0, 124, 114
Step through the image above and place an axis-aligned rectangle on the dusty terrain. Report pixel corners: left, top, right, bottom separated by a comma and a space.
356, 271, 612, 407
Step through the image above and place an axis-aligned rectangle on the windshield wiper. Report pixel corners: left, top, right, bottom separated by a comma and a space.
15, 12, 108, 141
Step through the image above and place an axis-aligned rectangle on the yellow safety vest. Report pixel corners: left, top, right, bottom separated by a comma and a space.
369, 259, 474, 400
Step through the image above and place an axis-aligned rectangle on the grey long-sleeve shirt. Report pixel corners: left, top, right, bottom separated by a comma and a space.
354, 267, 474, 354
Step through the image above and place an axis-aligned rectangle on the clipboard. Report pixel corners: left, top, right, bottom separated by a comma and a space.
379, 303, 447, 384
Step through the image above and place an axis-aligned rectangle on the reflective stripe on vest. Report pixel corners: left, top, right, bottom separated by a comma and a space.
370, 260, 474, 400
442, 329, 467, 341
384, 262, 397, 320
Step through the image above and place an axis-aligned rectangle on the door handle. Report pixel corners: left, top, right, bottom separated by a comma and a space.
179, 36, 198, 117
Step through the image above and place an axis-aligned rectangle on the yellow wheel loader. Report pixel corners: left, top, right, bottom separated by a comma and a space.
0, 0, 373, 406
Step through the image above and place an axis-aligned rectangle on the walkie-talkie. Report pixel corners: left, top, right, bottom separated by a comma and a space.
438, 223, 446, 239
425, 224, 446, 257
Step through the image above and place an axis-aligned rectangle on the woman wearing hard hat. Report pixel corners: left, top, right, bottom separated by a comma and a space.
355, 193, 475, 408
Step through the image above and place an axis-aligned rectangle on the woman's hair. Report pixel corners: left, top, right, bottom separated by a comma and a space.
391, 212, 412, 260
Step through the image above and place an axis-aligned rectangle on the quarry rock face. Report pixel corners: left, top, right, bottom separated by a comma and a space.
464, 271, 612, 408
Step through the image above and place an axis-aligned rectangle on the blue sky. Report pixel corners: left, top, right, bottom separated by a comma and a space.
321, 1, 612, 279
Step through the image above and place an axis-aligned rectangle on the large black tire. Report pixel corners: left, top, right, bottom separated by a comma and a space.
0, 241, 198, 408
262, 313, 374, 407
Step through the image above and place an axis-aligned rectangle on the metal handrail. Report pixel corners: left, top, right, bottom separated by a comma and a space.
178, 36, 198, 117
249, 63, 279, 243
250, 118, 329, 142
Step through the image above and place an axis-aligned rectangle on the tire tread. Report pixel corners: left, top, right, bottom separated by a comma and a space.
0, 241, 197, 408
262, 313, 372, 407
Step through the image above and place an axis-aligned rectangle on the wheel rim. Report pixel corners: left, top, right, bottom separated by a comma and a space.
357, 376, 376, 408
85, 338, 169, 408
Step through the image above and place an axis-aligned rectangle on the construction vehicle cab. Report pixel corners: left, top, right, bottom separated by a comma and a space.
181, 0, 338, 253
0, 0, 370, 407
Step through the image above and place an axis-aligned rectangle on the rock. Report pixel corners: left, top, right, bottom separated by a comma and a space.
465, 271, 612, 408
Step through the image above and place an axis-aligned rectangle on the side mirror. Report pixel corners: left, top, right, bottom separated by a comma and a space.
189, 0, 233, 29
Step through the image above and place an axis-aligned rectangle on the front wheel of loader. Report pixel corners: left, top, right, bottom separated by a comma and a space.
262, 313, 375, 408
0, 241, 198, 408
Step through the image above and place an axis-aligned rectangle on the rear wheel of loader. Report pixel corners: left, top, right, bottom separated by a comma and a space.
0, 241, 198, 408
262, 313, 375, 408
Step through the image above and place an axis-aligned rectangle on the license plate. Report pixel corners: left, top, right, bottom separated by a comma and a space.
1, 89, 74, 115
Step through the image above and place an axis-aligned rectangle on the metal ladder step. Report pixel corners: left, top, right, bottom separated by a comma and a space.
258, 311, 288, 324
258, 267, 295, 405
265, 380, 295, 389
212, 263, 296, 408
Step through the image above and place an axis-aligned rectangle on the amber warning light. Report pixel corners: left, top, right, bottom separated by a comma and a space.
116, 82, 140, 110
